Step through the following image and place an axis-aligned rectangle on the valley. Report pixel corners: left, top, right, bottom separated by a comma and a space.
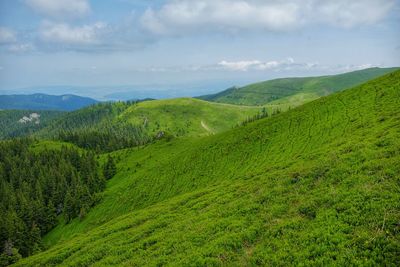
1, 69, 398, 266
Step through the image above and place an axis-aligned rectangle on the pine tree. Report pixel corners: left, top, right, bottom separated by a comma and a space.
103, 155, 117, 180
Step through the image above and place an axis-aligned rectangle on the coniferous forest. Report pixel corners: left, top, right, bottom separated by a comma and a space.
0, 139, 114, 266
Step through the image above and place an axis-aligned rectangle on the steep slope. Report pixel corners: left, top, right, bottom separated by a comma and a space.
18, 71, 400, 266
198, 67, 398, 106
0, 110, 64, 139
0, 94, 98, 111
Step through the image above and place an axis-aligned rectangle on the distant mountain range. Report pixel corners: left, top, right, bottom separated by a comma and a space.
0, 93, 98, 111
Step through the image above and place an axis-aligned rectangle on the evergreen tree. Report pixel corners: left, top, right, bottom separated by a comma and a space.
103, 155, 117, 180
0, 139, 106, 263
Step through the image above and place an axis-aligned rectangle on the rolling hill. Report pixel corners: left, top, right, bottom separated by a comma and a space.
198, 67, 398, 107
118, 98, 260, 136
0, 94, 98, 111
17, 71, 400, 266
0, 98, 261, 151
37, 98, 261, 138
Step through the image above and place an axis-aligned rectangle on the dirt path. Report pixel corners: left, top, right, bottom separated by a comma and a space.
201, 120, 214, 134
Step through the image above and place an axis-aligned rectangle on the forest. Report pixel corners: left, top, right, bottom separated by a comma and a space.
0, 139, 115, 266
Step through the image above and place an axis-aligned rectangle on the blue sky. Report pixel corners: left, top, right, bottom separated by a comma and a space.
0, 0, 399, 98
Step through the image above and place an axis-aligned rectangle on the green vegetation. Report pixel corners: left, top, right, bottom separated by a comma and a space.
0, 110, 64, 139
36, 98, 260, 152
36, 101, 151, 152
14, 71, 400, 265
0, 139, 104, 266
199, 67, 398, 107
120, 98, 260, 136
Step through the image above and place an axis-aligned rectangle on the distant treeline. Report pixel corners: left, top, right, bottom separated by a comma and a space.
238, 107, 284, 127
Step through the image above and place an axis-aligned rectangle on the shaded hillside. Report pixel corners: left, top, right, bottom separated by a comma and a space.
0, 110, 64, 139
18, 71, 400, 266
198, 67, 398, 106
0, 94, 98, 111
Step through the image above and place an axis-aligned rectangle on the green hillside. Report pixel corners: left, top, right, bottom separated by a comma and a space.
0, 110, 64, 139
199, 67, 398, 106
119, 98, 260, 136
33, 98, 260, 152
16, 71, 400, 266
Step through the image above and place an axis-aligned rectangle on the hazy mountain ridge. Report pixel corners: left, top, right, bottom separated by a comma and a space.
0, 94, 98, 111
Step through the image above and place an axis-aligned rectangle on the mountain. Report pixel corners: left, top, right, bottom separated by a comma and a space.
198, 67, 399, 107
16, 71, 400, 266
0, 94, 98, 111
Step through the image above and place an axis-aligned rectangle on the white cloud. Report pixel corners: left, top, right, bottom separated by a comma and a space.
140, 0, 395, 36
131, 59, 377, 74
218, 58, 299, 71
140, 0, 301, 35
218, 60, 263, 71
0, 27, 17, 44
8, 43, 35, 53
25, 0, 90, 18
39, 21, 107, 45
316, 0, 395, 28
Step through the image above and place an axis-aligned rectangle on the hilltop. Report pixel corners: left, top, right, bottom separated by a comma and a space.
119, 98, 260, 136
16, 71, 400, 266
25, 98, 259, 151
198, 67, 398, 107
0, 94, 98, 111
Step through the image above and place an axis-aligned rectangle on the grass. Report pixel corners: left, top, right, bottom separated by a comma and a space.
118, 98, 260, 136
199, 67, 398, 107
17, 70, 400, 266
36, 98, 261, 140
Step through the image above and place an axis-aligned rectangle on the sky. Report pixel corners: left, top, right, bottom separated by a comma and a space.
0, 0, 399, 99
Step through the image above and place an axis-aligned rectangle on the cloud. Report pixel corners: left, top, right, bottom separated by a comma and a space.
39, 21, 108, 45
137, 58, 377, 73
140, 0, 301, 35
0, 27, 17, 44
140, 0, 396, 36
218, 58, 300, 71
316, 0, 395, 28
25, 0, 90, 18
8, 43, 35, 53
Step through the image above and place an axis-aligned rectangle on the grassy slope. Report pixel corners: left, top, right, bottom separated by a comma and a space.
119, 98, 260, 136
19, 71, 400, 266
199, 67, 398, 107
38, 98, 260, 139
